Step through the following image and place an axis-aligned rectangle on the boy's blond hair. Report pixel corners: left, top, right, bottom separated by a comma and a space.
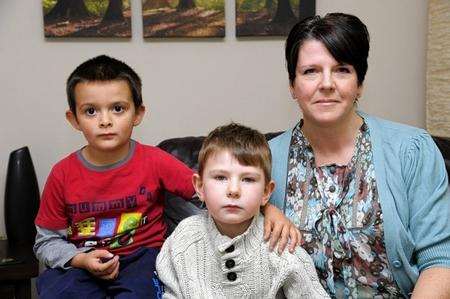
198, 123, 272, 183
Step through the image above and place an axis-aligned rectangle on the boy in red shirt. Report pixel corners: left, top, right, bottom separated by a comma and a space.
34, 55, 299, 299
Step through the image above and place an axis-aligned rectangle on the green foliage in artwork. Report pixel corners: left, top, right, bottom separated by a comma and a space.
237, 0, 299, 12
84, 0, 109, 16
42, 0, 130, 16
195, 0, 224, 11
42, 0, 57, 14
85, 0, 131, 16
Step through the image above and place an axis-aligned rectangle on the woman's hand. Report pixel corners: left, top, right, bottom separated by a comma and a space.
70, 249, 120, 280
262, 203, 302, 254
411, 267, 450, 298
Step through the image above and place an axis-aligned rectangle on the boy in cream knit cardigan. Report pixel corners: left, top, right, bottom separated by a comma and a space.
156, 123, 329, 298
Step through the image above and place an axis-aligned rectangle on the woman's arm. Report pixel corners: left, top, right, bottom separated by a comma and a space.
412, 267, 450, 298
403, 133, 450, 294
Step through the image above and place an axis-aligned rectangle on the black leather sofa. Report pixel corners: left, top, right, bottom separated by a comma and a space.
159, 133, 450, 236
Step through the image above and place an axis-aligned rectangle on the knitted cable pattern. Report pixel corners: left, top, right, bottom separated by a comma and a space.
156, 212, 330, 299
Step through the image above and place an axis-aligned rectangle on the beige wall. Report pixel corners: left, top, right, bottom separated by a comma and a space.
0, 0, 428, 238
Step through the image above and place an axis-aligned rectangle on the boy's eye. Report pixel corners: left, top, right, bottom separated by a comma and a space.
113, 105, 124, 113
85, 107, 96, 116
242, 177, 256, 183
214, 175, 227, 181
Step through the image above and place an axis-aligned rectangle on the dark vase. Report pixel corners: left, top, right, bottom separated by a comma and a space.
4, 146, 40, 245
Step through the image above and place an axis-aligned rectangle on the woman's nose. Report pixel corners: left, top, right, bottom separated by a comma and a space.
319, 72, 335, 91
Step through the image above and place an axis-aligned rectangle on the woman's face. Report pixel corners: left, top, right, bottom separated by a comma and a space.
290, 39, 362, 128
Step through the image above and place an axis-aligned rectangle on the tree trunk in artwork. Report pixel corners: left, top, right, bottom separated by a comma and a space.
272, 0, 296, 24
298, 0, 315, 21
102, 0, 124, 23
45, 0, 90, 21
177, 0, 196, 10
266, 0, 273, 10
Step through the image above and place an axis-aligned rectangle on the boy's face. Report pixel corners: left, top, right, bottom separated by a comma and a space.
193, 150, 274, 238
66, 80, 145, 163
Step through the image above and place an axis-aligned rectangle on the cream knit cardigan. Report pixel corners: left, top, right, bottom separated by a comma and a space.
156, 212, 329, 299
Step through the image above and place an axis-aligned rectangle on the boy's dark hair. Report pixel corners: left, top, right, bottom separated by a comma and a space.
66, 55, 142, 115
285, 13, 370, 86
198, 123, 272, 183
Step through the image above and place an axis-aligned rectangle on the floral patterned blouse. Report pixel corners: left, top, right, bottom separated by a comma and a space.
285, 120, 404, 298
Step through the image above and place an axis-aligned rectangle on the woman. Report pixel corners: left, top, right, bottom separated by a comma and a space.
269, 13, 450, 298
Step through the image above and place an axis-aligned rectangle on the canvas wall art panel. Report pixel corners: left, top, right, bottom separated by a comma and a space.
43, 0, 131, 37
142, 0, 225, 38
426, 0, 450, 137
236, 0, 315, 36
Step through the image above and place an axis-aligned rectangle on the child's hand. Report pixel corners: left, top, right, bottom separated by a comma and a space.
262, 203, 302, 254
70, 250, 120, 280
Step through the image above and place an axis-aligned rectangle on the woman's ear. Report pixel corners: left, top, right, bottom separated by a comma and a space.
356, 83, 364, 99
66, 110, 81, 131
133, 105, 146, 126
261, 180, 275, 206
289, 85, 296, 100
192, 173, 204, 202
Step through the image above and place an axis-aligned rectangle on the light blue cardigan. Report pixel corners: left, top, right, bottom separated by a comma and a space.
269, 112, 450, 296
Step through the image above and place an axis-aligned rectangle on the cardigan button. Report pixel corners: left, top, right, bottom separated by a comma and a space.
225, 259, 235, 269
329, 165, 336, 174
329, 185, 336, 193
225, 245, 235, 253
392, 260, 403, 268
227, 272, 237, 281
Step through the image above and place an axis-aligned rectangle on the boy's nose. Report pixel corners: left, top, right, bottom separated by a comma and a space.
99, 113, 112, 128
226, 181, 240, 199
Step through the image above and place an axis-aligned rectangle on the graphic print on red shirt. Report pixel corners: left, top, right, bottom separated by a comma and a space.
35, 140, 195, 256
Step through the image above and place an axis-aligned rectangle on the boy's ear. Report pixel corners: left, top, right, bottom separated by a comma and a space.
66, 110, 81, 131
133, 105, 146, 126
192, 173, 205, 202
261, 180, 275, 206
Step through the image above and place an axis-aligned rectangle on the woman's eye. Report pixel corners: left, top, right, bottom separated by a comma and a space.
85, 107, 96, 116
303, 68, 316, 75
113, 105, 124, 113
336, 67, 350, 73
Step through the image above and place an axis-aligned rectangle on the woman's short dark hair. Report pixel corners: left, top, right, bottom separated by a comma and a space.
66, 55, 142, 115
285, 13, 370, 86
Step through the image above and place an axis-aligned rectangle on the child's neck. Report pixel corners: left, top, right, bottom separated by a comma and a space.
82, 141, 131, 166
213, 216, 254, 239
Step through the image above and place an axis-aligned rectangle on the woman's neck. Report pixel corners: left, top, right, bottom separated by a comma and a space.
301, 112, 363, 166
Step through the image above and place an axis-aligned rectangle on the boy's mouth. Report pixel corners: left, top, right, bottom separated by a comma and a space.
223, 204, 242, 210
98, 133, 116, 139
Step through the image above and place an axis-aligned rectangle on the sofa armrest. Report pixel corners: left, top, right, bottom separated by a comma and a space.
432, 136, 450, 178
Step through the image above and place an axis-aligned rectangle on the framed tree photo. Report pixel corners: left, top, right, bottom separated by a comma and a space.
236, 0, 315, 37
142, 0, 225, 38
43, 0, 132, 37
